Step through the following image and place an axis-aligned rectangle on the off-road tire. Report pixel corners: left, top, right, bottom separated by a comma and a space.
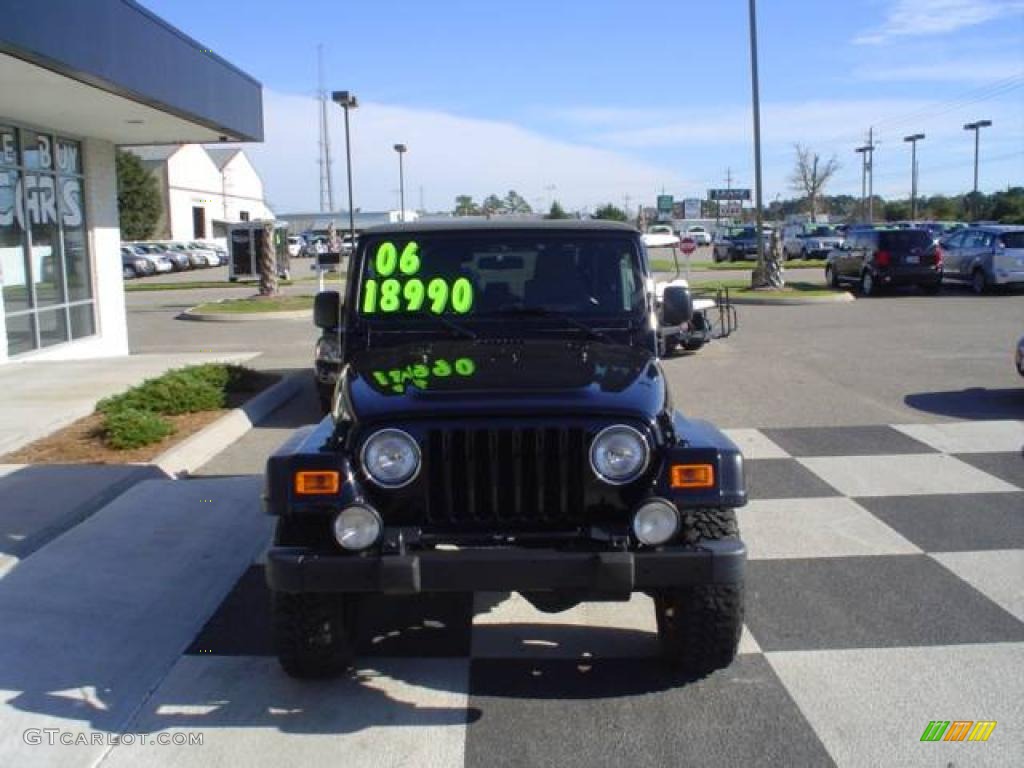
655, 507, 743, 677
677, 507, 740, 545
272, 591, 356, 679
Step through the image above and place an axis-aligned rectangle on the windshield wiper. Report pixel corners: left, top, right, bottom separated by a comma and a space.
495, 306, 612, 343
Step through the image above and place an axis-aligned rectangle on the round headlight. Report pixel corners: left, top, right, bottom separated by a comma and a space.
360, 428, 420, 488
333, 505, 382, 551
633, 499, 679, 546
589, 425, 649, 485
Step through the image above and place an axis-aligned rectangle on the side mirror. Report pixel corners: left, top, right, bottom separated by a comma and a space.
662, 285, 693, 326
314, 290, 341, 329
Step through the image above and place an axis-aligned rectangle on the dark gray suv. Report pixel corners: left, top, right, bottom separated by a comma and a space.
825, 227, 942, 296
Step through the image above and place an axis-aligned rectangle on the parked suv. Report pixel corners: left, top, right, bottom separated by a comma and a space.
940, 225, 1024, 294
712, 226, 759, 262
121, 246, 154, 278
825, 227, 942, 295
784, 225, 844, 260
268, 220, 747, 681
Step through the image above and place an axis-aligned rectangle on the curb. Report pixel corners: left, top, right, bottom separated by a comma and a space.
178, 307, 312, 322
728, 291, 855, 306
153, 373, 304, 476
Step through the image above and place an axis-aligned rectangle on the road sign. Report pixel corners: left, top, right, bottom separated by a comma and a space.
683, 198, 701, 219
709, 188, 751, 201
657, 194, 674, 214
680, 238, 697, 255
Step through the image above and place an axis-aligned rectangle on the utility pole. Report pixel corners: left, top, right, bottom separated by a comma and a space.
747, 0, 766, 272
855, 128, 876, 224
963, 120, 992, 219
903, 133, 925, 220
317, 45, 334, 213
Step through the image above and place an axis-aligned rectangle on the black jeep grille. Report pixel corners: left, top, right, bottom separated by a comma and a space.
424, 426, 587, 527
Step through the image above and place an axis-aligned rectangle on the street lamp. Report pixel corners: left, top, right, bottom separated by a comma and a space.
393, 143, 407, 222
747, 0, 766, 273
903, 133, 925, 221
331, 90, 358, 247
963, 120, 992, 220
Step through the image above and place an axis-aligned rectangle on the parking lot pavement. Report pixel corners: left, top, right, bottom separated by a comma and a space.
37, 418, 1008, 767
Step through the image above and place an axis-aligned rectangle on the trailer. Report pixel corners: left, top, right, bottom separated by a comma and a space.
227, 221, 291, 282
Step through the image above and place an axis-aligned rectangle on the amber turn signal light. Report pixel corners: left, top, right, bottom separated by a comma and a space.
670, 464, 715, 489
294, 470, 341, 495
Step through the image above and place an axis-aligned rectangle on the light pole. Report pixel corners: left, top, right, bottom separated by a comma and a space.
855, 146, 869, 222
393, 144, 407, 222
903, 133, 924, 221
747, 0, 766, 276
963, 120, 991, 219
331, 90, 358, 247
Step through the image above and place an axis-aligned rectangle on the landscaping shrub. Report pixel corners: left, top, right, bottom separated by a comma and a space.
103, 408, 175, 450
97, 368, 227, 416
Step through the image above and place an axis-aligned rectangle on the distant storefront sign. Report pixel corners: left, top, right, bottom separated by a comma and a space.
708, 188, 751, 202
683, 198, 701, 219
657, 194, 674, 214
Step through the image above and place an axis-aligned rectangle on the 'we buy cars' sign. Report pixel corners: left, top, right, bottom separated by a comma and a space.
0, 132, 83, 231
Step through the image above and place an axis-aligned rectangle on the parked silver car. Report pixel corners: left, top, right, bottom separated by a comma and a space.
940, 225, 1024, 294
784, 225, 844, 260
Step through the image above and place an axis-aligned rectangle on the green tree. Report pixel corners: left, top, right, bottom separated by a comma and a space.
453, 195, 479, 216
546, 200, 570, 219
924, 195, 956, 220
592, 203, 628, 222
989, 187, 1024, 224
884, 200, 910, 221
504, 190, 532, 214
116, 150, 162, 240
481, 194, 505, 215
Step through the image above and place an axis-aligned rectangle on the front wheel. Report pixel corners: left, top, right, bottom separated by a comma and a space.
971, 268, 987, 295
272, 592, 356, 679
860, 270, 877, 296
826, 265, 840, 289
655, 585, 744, 677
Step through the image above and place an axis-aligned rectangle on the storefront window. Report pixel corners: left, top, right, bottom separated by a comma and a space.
1, 124, 94, 356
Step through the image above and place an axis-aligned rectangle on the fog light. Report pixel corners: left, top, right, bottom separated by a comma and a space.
333, 505, 382, 551
633, 500, 679, 546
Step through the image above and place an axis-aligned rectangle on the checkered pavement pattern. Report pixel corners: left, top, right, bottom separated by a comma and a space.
109, 420, 1024, 768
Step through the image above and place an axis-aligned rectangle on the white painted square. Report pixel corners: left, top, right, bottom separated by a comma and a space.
472, 592, 759, 657
767, 644, 1024, 767
738, 497, 921, 560
0, 554, 16, 579
893, 420, 1024, 454
723, 429, 790, 459
798, 454, 1019, 497
104, 655, 471, 768
931, 550, 1024, 623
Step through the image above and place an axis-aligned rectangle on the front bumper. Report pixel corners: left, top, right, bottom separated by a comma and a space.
266, 539, 746, 594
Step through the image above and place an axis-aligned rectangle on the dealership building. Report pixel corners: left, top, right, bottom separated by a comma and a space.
0, 0, 262, 364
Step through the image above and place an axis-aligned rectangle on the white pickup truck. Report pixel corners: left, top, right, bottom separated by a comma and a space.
642, 224, 680, 249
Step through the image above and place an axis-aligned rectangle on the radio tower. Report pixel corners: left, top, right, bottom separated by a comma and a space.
317, 45, 334, 212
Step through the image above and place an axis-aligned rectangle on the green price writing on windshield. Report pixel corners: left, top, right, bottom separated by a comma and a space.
370, 357, 477, 393
362, 240, 474, 315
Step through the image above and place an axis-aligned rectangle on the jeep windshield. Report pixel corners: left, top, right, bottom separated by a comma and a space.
354, 232, 646, 326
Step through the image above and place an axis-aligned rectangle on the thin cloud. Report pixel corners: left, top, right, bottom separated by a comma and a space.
243, 90, 689, 213
854, 0, 1024, 45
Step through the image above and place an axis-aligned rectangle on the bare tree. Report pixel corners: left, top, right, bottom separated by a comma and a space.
789, 144, 840, 219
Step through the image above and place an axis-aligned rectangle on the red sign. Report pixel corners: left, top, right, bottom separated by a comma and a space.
680, 238, 697, 255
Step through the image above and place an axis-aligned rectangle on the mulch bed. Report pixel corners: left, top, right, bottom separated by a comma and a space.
1, 372, 279, 465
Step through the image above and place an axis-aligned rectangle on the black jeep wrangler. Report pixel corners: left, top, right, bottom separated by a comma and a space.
265, 220, 747, 679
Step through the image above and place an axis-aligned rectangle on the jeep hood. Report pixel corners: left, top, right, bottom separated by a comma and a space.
341, 339, 665, 422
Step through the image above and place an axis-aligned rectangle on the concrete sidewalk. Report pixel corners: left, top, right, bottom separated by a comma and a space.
0, 475, 271, 768
0, 352, 258, 455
